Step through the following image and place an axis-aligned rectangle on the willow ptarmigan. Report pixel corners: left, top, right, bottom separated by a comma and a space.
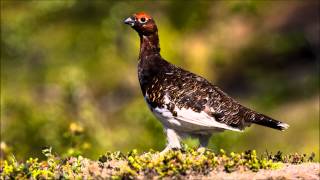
124, 12, 289, 152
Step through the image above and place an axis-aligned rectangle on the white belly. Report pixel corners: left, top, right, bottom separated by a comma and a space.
146, 95, 242, 133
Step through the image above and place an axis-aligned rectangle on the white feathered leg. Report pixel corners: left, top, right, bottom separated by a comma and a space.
161, 128, 181, 154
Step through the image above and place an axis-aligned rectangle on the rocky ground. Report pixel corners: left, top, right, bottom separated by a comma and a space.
200, 163, 319, 180
82, 160, 319, 180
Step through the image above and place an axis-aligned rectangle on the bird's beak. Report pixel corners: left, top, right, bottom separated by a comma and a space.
123, 16, 135, 27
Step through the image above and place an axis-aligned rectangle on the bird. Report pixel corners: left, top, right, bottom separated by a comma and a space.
123, 12, 289, 152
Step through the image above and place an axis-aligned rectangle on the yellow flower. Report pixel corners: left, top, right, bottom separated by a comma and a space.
69, 122, 84, 134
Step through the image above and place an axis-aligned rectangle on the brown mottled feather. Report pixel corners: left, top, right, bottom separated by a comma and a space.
139, 55, 255, 130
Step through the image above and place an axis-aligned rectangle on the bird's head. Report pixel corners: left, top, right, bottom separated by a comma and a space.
123, 12, 157, 36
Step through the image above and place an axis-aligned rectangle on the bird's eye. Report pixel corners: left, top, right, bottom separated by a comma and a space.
139, 17, 147, 23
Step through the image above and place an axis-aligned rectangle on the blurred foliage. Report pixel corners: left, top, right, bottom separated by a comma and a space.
1, 0, 319, 160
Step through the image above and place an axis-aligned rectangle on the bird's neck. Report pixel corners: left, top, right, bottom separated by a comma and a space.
139, 32, 160, 59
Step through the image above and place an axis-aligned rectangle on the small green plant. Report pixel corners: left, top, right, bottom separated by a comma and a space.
267, 150, 316, 164
0, 147, 316, 179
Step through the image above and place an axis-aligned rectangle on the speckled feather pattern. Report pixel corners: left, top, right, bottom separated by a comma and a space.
139, 55, 256, 130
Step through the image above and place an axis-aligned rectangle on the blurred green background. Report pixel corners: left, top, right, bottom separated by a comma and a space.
1, 0, 319, 160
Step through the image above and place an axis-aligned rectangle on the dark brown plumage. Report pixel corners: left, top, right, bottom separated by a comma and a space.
124, 12, 289, 151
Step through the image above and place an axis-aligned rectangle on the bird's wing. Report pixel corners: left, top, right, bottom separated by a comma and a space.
205, 85, 253, 129
145, 65, 251, 131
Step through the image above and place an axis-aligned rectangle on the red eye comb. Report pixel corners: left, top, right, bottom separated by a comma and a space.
134, 12, 152, 19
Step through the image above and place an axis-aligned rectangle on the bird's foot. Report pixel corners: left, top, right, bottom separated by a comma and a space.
160, 146, 181, 155
196, 147, 207, 155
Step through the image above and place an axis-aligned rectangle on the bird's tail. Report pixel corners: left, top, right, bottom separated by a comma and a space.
250, 113, 289, 131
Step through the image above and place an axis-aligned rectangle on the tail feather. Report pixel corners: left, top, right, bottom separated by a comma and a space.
251, 113, 289, 131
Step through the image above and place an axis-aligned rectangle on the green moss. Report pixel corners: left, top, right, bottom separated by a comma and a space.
0, 147, 316, 179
